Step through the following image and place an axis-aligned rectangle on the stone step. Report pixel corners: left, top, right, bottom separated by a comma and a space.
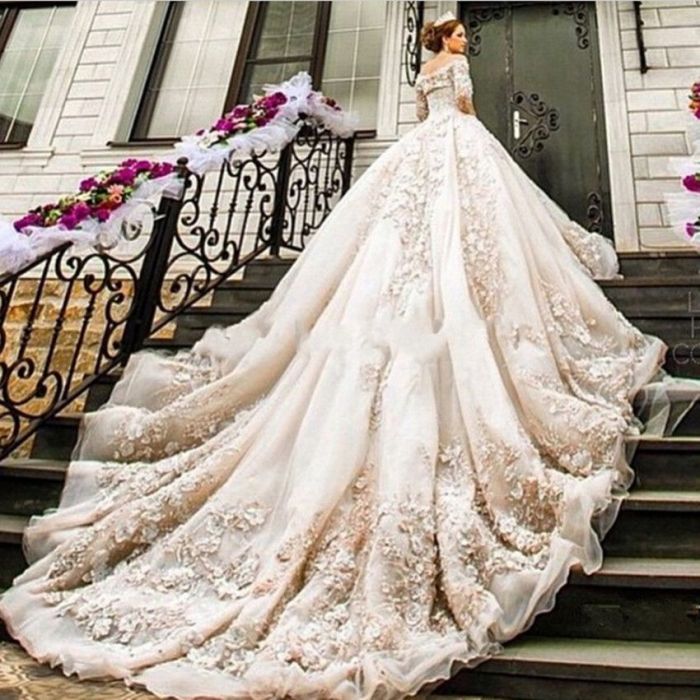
663, 343, 700, 379
632, 436, 700, 490
604, 488, 700, 557
439, 636, 700, 699
617, 251, 700, 278
242, 257, 295, 285
142, 337, 192, 354
622, 312, 700, 343
29, 412, 83, 461
600, 275, 700, 314
0, 514, 27, 590
82, 370, 122, 412
211, 286, 274, 309
0, 459, 66, 516
527, 557, 700, 642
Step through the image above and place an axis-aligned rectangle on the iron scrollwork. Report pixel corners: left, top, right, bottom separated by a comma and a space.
467, 8, 506, 57
404, 1, 424, 87
511, 91, 561, 159
0, 125, 355, 458
586, 191, 604, 232
552, 2, 590, 50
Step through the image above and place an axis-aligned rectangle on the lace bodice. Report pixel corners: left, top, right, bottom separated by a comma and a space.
415, 55, 474, 121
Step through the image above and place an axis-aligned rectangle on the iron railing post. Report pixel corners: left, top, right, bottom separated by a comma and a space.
341, 135, 355, 195
270, 141, 293, 256
120, 157, 189, 356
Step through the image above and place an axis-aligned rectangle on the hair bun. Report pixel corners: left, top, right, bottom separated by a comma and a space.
419, 17, 461, 53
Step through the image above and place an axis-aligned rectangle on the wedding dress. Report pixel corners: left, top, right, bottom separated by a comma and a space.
2, 54, 699, 700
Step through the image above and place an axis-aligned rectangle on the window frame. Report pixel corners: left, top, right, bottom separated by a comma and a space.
128, 1, 183, 144
0, 1, 76, 149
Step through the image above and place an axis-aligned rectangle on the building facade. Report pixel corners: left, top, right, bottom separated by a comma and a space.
0, 0, 699, 252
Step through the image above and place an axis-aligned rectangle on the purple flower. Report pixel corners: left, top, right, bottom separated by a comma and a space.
59, 212, 78, 230
214, 117, 235, 132
108, 168, 137, 186
133, 160, 152, 173
686, 222, 698, 238
79, 176, 99, 193
95, 207, 111, 222
71, 201, 91, 221
230, 105, 250, 119
683, 174, 700, 193
13, 211, 43, 232
151, 162, 175, 178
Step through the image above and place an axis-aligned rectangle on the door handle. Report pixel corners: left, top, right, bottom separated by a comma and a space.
513, 109, 529, 139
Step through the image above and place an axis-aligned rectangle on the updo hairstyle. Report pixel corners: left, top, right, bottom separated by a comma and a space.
420, 18, 463, 54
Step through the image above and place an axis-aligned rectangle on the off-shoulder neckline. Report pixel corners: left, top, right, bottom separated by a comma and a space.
417, 57, 467, 81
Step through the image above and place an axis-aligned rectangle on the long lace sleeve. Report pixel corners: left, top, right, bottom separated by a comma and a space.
450, 55, 474, 114
416, 84, 428, 122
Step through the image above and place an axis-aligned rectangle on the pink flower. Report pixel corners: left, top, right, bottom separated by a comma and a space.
107, 184, 125, 196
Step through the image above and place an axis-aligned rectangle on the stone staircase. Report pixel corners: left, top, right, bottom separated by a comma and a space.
1, 251, 700, 699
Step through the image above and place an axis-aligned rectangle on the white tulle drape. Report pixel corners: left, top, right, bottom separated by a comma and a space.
1, 57, 700, 700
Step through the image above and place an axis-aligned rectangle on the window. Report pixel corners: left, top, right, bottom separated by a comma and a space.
131, 1, 243, 140
229, 2, 331, 108
321, 2, 386, 132
0, 2, 75, 146
132, 0, 387, 142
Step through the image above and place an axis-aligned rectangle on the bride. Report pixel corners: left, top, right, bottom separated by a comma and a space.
1, 11, 698, 700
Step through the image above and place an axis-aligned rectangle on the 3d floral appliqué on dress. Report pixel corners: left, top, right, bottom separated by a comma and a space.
1, 54, 695, 700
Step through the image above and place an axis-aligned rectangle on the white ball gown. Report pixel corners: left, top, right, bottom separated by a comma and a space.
1, 53, 699, 700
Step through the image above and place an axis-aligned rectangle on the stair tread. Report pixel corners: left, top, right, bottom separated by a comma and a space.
0, 514, 29, 542
492, 636, 700, 672
601, 275, 700, 286
0, 459, 67, 480
631, 435, 700, 447
574, 556, 700, 587
624, 489, 700, 509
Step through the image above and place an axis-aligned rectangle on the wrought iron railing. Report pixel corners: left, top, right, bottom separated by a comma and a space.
0, 124, 354, 458
404, 1, 424, 87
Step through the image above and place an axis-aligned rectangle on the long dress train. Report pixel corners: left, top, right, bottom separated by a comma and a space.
1, 54, 699, 700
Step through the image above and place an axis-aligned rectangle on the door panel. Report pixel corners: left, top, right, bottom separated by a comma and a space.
461, 2, 612, 237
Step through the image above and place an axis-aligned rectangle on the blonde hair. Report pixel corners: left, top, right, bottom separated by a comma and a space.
420, 18, 464, 53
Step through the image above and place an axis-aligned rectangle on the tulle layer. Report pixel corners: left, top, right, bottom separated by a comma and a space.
1, 109, 700, 700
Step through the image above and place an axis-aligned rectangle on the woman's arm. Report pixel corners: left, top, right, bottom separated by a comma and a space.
416, 84, 429, 122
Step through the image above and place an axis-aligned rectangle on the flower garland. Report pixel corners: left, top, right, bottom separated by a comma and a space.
0, 71, 357, 276
14, 159, 175, 233
174, 71, 357, 174
664, 80, 700, 247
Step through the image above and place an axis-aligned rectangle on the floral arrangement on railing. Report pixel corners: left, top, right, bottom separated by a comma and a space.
664, 80, 700, 247
14, 159, 175, 232
175, 72, 356, 173
0, 71, 357, 276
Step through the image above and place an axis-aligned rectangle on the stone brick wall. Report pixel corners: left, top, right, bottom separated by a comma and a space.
620, 0, 700, 249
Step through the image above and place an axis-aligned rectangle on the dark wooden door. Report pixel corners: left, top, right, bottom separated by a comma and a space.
461, 2, 612, 237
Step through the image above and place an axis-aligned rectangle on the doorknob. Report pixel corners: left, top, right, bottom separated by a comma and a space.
513, 109, 529, 139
